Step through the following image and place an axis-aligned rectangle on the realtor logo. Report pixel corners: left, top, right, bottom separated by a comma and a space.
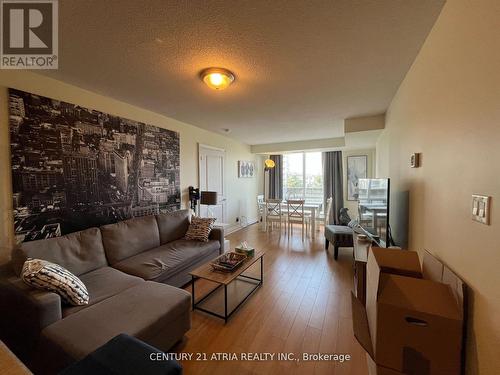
1, 0, 58, 69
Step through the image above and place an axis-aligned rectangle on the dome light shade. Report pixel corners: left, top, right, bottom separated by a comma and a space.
200, 67, 235, 90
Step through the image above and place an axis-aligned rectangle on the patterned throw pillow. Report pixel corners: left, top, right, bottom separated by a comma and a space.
185, 217, 216, 242
21, 259, 89, 306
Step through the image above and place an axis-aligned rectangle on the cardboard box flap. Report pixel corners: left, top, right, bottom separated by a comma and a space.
378, 274, 462, 321
442, 266, 467, 320
351, 292, 374, 358
422, 250, 444, 282
371, 248, 422, 278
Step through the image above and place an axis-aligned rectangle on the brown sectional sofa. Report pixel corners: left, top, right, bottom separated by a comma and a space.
0, 209, 223, 373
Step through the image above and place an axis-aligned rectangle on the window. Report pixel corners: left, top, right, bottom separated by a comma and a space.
283, 152, 323, 204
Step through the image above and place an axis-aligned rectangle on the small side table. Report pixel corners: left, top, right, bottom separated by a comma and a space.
190, 251, 264, 323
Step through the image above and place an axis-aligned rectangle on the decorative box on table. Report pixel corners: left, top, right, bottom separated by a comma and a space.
235, 241, 255, 257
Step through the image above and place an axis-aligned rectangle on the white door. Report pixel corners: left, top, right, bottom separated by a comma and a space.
199, 144, 226, 223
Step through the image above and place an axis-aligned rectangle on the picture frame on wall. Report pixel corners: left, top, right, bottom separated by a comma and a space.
8, 88, 181, 244
347, 155, 368, 201
238, 160, 255, 178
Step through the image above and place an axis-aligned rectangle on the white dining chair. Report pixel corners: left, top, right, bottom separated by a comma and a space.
286, 199, 311, 241
317, 197, 333, 227
265, 199, 284, 232
257, 194, 265, 222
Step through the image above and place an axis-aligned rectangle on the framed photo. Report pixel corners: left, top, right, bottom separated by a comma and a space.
238, 160, 255, 178
347, 155, 367, 201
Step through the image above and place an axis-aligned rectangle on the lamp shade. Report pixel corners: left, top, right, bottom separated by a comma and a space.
264, 159, 275, 169
200, 191, 218, 205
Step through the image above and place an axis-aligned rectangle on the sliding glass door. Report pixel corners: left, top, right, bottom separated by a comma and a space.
283, 152, 323, 204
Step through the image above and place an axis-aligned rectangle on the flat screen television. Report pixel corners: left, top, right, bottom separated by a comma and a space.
357, 178, 390, 247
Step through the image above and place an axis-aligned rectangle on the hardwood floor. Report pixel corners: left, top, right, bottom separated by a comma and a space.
174, 223, 368, 375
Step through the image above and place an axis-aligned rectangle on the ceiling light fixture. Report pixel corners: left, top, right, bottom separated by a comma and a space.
200, 67, 235, 90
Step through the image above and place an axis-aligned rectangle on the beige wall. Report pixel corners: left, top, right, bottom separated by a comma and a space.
0, 71, 260, 263
376, 1, 500, 374
343, 149, 376, 217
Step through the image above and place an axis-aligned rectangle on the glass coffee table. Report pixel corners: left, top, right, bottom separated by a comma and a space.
189, 250, 264, 323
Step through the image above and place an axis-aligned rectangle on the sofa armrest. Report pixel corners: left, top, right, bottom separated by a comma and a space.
0, 272, 62, 330
0, 265, 62, 361
209, 227, 225, 254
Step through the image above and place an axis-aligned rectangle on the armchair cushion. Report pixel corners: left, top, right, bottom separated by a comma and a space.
325, 225, 354, 260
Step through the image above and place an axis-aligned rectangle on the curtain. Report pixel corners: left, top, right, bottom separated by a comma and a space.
268, 154, 283, 200
323, 151, 344, 224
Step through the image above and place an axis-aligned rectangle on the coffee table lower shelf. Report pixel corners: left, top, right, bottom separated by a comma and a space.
191, 261, 263, 323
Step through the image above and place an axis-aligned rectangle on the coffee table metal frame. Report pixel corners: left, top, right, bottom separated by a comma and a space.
190, 255, 263, 323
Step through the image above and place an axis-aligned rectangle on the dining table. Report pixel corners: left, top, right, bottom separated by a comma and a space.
260, 201, 322, 238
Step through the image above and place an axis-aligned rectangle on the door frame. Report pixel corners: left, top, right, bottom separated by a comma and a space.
198, 143, 226, 223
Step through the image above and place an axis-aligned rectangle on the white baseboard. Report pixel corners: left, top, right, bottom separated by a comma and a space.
225, 223, 241, 235
224, 217, 259, 236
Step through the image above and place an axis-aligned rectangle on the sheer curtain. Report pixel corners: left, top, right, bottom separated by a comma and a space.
322, 151, 344, 224
268, 155, 283, 200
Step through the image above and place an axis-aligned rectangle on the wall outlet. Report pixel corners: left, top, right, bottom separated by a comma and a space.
471, 195, 491, 225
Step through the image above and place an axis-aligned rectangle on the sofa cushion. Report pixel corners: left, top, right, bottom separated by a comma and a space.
21, 259, 89, 306
63, 267, 144, 317
155, 209, 191, 244
112, 239, 220, 282
101, 216, 160, 265
41, 282, 191, 360
12, 227, 107, 277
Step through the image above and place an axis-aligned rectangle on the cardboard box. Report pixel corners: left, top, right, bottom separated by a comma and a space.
375, 275, 462, 374
354, 249, 466, 375
366, 354, 405, 375
354, 273, 463, 375
366, 248, 423, 346
368, 247, 423, 279
353, 295, 405, 375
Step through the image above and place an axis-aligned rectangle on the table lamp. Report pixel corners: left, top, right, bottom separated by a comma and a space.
200, 191, 218, 218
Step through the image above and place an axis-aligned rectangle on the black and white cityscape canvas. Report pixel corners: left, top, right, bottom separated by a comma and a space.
9, 88, 180, 243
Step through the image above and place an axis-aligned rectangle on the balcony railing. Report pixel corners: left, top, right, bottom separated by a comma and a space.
283, 187, 324, 207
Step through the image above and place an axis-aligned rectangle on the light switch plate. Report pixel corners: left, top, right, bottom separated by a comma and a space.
471, 195, 491, 225
410, 153, 421, 168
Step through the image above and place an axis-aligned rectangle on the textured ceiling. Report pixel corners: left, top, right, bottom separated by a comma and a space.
41, 0, 444, 145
